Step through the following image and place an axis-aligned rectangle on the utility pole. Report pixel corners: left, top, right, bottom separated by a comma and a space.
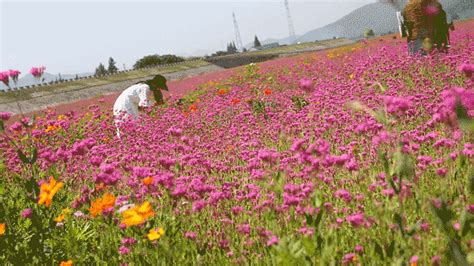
232, 12, 244, 51
284, 0, 297, 44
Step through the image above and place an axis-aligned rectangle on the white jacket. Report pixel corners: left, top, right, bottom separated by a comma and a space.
113, 83, 152, 121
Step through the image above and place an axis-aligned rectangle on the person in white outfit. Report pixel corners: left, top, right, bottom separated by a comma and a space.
113, 74, 168, 137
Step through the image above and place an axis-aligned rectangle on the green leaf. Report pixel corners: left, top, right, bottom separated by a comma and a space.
30, 148, 38, 165
386, 240, 395, 258
391, 150, 415, 179
0, 120, 4, 132
456, 101, 474, 133
17, 149, 30, 164
374, 242, 384, 259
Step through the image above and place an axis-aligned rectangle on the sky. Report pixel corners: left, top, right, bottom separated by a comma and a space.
0, 0, 373, 75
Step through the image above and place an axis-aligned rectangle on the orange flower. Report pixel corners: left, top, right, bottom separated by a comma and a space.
45, 124, 61, 133
263, 89, 272, 95
122, 201, 155, 227
231, 98, 241, 105
54, 214, 65, 223
38, 177, 63, 207
89, 193, 116, 217
0, 223, 5, 236
59, 260, 73, 266
217, 88, 227, 95
189, 104, 198, 112
142, 177, 154, 186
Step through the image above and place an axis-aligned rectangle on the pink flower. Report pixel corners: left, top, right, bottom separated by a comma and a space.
185, 231, 197, 240
0, 71, 10, 86
29, 66, 46, 78
21, 208, 32, 218
298, 78, 313, 93
118, 246, 130, 255
266, 235, 279, 246
355, 245, 364, 253
8, 70, 21, 82
346, 213, 364, 228
0, 112, 12, 121
459, 63, 474, 78
342, 253, 356, 264
410, 255, 419, 264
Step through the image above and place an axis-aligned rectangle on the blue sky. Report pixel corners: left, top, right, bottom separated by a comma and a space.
0, 0, 372, 75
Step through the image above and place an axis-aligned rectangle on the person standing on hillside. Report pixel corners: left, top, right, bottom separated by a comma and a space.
402, 0, 449, 55
113, 74, 168, 137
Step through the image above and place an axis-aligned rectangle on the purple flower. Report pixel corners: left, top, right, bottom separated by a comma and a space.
298, 78, 313, 93
266, 235, 279, 246
459, 63, 474, 78
118, 245, 130, 255
21, 208, 32, 218
0, 112, 12, 121
346, 213, 364, 228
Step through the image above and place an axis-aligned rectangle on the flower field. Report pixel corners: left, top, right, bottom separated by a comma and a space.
1, 20, 474, 265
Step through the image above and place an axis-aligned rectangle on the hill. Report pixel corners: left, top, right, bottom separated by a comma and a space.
297, 0, 474, 42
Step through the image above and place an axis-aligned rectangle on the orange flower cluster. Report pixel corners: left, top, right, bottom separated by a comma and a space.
38, 177, 63, 207
44, 124, 61, 133
189, 104, 198, 112
89, 193, 116, 217
0, 223, 5, 236
121, 201, 155, 227
263, 89, 272, 95
217, 88, 227, 95
59, 260, 73, 266
142, 177, 154, 186
231, 98, 241, 105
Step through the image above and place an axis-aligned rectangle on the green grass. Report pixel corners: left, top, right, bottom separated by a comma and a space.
0, 60, 210, 102
247, 38, 352, 55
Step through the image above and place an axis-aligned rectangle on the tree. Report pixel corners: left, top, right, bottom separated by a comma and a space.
226, 42, 238, 53
133, 54, 184, 69
95, 63, 107, 76
364, 28, 375, 39
254, 35, 262, 47
108, 57, 119, 74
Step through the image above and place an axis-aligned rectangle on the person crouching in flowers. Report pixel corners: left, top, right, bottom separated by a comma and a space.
113, 74, 168, 138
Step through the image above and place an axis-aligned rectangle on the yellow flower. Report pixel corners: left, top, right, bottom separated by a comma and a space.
38, 177, 63, 207
54, 214, 65, 223
122, 201, 155, 227
349, 74, 355, 80
0, 223, 6, 235
147, 227, 165, 241
57, 115, 66, 121
59, 260, 73, 266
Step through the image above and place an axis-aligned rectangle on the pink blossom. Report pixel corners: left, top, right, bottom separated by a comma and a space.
0, 71, 10, 86
30, 66, 46, 78
0, 112, 12, 121
298, 78, 313, 93
266, 235, 279, 246
459, 63, 474, 78
21, 208, 32, 218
